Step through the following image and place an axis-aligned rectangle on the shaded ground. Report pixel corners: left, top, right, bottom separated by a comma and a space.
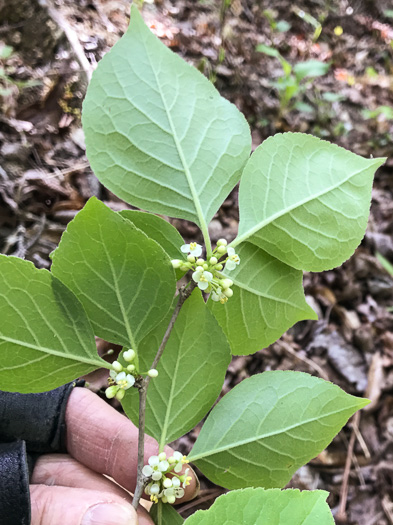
1, 0, 393, 523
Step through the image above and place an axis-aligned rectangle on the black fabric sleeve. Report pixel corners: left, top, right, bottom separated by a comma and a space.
0, 441, 31, 525
0, 380, 85, 454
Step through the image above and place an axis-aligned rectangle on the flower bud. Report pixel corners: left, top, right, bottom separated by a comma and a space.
217, 245, 227, 254
158, 452, 167, 461
180, 264, 190, 272
105, 386, 118, 399
215, 263, 223, 270
163, 478, 172, 488
224, 288, 233, 298
217, 238, 228, 246
150, 484, 160, 495
167, 495, 176, 504
127, 364, 135, 372
209, 256, 218, 265
123, 349, 136, 362
196, 258, 205, 266
148, 369, 159, 378
171, 259, 182, 269
187, 255, 195, 263
221, 278, 233, 289
203, 263, 209, 270
112, 361, 123, 372
115, 389, 126, 401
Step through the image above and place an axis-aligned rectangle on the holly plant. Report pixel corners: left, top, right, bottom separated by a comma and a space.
0, 6, 386, 525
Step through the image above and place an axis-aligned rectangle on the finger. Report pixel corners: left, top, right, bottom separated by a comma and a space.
65, 387, 199, 501
30, 485, 138, 525
32, 454, 153, 525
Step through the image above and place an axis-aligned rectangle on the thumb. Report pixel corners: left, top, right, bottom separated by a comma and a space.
30, 485, 138, 525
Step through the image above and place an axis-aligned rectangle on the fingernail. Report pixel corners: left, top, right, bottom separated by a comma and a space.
82, 503, 136, 525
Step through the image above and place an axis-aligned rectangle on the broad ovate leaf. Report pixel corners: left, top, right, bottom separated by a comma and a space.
51, 198, 176, 350
121, 291, 231, 447
83, 5, 251, 238
188, 371, 369, 489
209, 243, 316, 355
234, 133, 386, 271
0, 255, 103, 393
150, 500, 184, 525
185, 488, 334, 525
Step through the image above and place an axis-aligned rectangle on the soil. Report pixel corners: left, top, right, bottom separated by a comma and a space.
1, 1, 393, 523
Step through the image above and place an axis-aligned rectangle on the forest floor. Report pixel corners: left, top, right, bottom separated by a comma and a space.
1, 0, 393, 523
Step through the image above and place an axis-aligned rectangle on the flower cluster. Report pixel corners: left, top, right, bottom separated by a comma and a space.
143, 451, 192, 504
171, 239, 240, 304
105, 349, 159, 400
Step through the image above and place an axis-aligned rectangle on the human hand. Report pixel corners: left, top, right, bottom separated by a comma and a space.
30, 387, 199, 525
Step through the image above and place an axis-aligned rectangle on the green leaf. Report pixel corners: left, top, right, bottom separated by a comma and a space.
120, 210, 185, 280
121, 291, 231, 447
0, 255, 103, 393
185, 488, 334, 524
188, 371, 369, 490
233, 133, 386, 272
51, 197, 176, 349
293, 60, 330, 81
150, 500, 184, 525
209, 243, 316, 355
120, 210, 184, 260
82, 5, 251, 244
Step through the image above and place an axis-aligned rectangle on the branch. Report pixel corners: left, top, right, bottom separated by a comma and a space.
132, 281, 197, 509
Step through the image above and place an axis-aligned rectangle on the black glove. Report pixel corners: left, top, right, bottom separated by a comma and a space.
0, 381, 84, 525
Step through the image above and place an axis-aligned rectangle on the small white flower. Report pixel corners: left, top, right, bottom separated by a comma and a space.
158, 460, 169, 472
142, 465, 154, 477
192, 269, 213, 290
152, 471, 162, 481
172, 477, 181, 488
172, 452, 183, 461
181, 242, 202, 258
115, 372, 135, 390
149, 456, 160, 467
211, 287, 228, 304
225, 247, 240, 271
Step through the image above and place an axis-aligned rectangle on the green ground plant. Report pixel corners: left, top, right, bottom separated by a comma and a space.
0, 6, 386, 524
256, 43, 330, 114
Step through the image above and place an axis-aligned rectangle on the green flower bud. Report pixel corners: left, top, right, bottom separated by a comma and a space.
123, 349, 136, 362
221, 278, 233, 289
127, 364, 136, 372
112, 361, 123, 372
180, 264, 190, 272
215, 263, 224, 270
171, 259, 182, 269
148, 369, 159, 378
196, 258, 205, 266
115, 389, 126, 401
105, 385, 118, 399
158, 452, 167, 461
217, 238, 228, 246
209, 256, 218, 265
217, 245, 227, 255
203, 263, 209, 270
224, 288, 233, 298
187, 254, 195, 263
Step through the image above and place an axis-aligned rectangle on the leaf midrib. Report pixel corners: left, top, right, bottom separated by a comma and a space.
0, 335, 106, 368
144, 42, 210, 244
231, 163, 373, 248
188, 403, 360, 461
